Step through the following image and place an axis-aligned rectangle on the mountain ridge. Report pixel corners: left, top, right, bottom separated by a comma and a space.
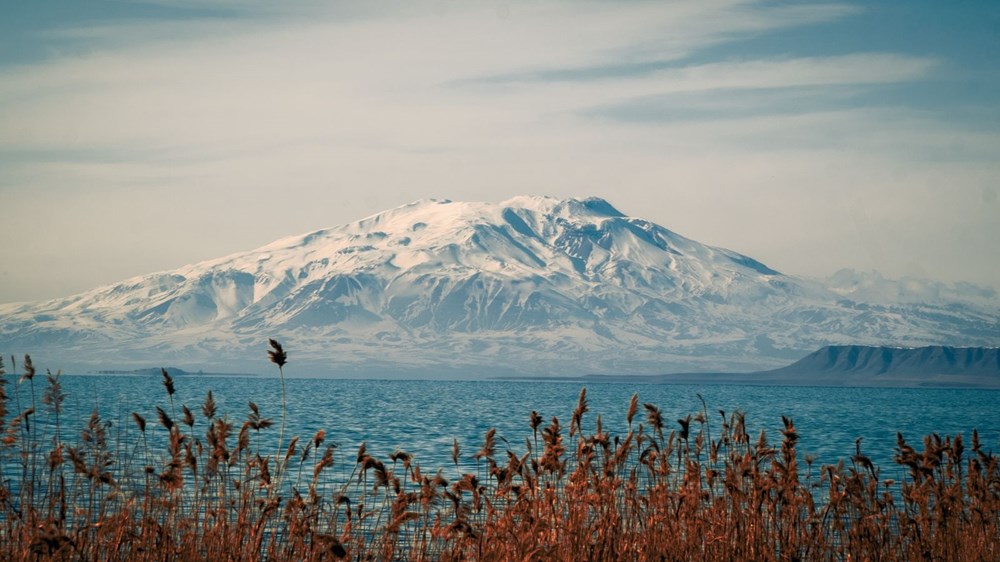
771, 344, 1000, 378
1, 196, 997, 377
508, 345, 1000, 388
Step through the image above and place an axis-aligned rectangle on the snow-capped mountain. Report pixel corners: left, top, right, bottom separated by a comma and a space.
826, 268, 998, 306
1, 196, 997, 377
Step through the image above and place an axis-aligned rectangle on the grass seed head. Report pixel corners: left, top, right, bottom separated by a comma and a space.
161, 368, 175, 396
21, 354, 35, 382
268, 338, 287, 367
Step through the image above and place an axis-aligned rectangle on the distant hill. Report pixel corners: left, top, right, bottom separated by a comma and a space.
775, 345, 1000, 376
517, 345, 1000, 388
757, 345, 1000, 387
98, 367, 193, 376
96, 367, 256, 377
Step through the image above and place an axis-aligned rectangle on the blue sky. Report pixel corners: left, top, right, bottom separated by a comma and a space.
1, 0, 998, 302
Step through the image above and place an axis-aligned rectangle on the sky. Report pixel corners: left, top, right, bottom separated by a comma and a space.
1, 0, 999, 304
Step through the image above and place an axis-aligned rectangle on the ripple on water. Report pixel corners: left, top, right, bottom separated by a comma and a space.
14, 375, 1000, 477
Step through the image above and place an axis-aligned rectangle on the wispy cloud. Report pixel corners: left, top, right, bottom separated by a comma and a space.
0, 4, 929, 163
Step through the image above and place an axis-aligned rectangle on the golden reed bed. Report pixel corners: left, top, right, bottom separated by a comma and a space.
0, 341, 997, 561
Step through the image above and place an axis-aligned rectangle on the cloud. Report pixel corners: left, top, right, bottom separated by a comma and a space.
0, 4, 931, 164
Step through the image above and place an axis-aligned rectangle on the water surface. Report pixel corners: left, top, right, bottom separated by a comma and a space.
12, 375, 998, 480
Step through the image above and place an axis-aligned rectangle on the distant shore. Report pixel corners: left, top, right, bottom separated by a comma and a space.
95, 367, 259, 377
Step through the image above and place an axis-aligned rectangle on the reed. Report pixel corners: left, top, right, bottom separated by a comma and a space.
0, 344, 997, 561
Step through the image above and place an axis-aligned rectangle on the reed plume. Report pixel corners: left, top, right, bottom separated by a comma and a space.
0, 349, 996, 561
268, 338, 289, 487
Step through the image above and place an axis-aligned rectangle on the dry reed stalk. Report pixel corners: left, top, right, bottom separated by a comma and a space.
1, 347, 998, 561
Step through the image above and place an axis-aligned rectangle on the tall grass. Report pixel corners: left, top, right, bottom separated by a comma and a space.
0, 346, 997, 561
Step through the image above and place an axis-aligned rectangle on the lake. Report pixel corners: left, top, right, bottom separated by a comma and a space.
9, 374, 999, 482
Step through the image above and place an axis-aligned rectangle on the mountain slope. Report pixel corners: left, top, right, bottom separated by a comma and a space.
785, 345, 1000, 376
757, 345, 1000, 387
1, 196, 997, 376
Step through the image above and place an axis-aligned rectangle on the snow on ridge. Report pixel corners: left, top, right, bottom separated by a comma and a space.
499, 195, 625, 219
2, 196, 997, 376
162, 195, 722, 284
827, 268, 999, 307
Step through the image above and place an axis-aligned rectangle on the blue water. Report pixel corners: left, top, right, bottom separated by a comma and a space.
7, 375, 998, 482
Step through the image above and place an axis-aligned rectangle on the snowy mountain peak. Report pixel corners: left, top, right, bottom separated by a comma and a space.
1, 196, 997, 377
500, 195, 626, 219
826, 268, 998, 305
213, 195, 767, 293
